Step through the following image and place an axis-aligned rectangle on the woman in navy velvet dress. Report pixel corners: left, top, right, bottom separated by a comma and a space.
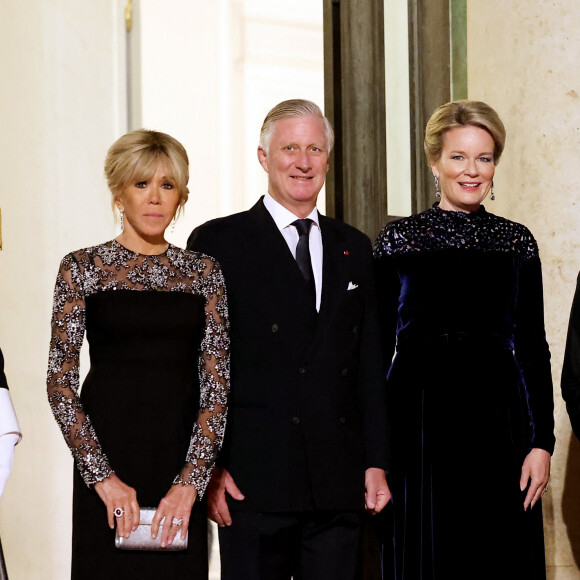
374, 101, 554, 579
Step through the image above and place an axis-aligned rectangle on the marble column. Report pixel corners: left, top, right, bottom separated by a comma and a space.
468, 3, 580, 578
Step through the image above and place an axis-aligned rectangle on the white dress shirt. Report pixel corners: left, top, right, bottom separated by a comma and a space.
263, 194, 322, 312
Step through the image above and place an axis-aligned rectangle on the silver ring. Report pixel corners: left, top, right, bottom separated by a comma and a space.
171, 517, 184, 527
542, 485, 549, 495
114, 507, 124, 518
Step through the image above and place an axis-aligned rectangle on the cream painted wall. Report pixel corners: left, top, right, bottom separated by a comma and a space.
138, 0, 325, 253
384, 0, 412, 217
468, 3, 580, 579
137, 0, 225, 246
0, 2, 124, 579
0, 1, 324, 578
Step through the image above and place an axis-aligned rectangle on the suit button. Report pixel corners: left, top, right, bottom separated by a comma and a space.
340, 368, 348, 376
352, 325, 358, 335
271, 324, 279, 333
298, 367, 307, 375
339, 416, 346, 424
291, 416, 300, 425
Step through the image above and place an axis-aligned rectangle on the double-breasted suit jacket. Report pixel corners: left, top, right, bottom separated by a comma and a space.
187, 198, 389, 513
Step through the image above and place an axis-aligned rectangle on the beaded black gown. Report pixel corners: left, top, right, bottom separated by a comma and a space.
47, 240, 230, 580
373, 205, 554, 580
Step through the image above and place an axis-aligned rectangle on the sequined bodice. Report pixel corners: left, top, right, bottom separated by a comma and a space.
372, 204, 554, 455
373, 205, 538, 260
372, 204, 545, 351
47, 240, 230, 495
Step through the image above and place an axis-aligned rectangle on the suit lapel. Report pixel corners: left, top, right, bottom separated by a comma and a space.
242, 199, 315, 312
308, 215, 352, 350
241, 201, 351, 341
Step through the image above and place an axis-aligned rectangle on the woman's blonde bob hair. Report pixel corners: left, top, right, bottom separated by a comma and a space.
104, 129, 190, 213
424, 100, 506, 166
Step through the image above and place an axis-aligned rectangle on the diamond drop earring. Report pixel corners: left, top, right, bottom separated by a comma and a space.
119, 209, 124, 232
434, 176, 441, 199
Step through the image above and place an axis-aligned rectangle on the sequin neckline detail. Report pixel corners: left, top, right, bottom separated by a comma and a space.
373, 204, 538, 260
47, 239, 231, 496
111, 238, 170, 257
433, 202, 487, 220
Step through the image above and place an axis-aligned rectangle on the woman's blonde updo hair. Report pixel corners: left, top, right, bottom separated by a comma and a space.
424, 100, 506, 166
104, 129, 190, 212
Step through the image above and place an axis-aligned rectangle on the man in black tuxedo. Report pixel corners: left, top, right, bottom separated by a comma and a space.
188, 99, 389, 579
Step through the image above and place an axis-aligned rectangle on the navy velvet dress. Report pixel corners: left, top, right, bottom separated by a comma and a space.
373, 205, 554, 580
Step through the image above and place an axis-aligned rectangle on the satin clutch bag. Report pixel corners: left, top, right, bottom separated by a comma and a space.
115, 507, 188, 551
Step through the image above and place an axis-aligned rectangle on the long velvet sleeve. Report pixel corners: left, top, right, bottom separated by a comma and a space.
373, 253, 402, 368
562, 272, 580, 440
514, 255, 555, 454
355, 237, 390, 472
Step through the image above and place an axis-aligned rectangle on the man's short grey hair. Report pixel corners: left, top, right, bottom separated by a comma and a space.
259, 99, 335, 154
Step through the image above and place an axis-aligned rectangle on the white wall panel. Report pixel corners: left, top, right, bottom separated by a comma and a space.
0, 2, 124, 578
0, 2, 324, 577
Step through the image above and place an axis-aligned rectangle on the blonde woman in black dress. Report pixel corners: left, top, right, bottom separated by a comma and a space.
47, 129, 229, 579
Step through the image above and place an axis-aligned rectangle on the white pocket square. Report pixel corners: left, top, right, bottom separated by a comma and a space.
347, 282, 359, 291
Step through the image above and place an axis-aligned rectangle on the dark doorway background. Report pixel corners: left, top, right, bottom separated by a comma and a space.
323, 0, 467, 238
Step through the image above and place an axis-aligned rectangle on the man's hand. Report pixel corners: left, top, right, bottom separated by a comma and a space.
365, 467, 391, 515
207, 466, 245, 526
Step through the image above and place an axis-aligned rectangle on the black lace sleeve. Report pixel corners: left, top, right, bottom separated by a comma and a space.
172, 256, 230, 496
47, 254, 113, 485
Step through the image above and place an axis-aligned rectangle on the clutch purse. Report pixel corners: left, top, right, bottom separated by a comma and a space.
115, 507, 188, 551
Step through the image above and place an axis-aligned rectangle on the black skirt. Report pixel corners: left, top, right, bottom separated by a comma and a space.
71, 291, 209, 580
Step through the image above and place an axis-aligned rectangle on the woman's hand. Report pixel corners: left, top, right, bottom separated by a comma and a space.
152, 483, 197, 548
94, 473, 140, 538
520, 448, 551, 510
